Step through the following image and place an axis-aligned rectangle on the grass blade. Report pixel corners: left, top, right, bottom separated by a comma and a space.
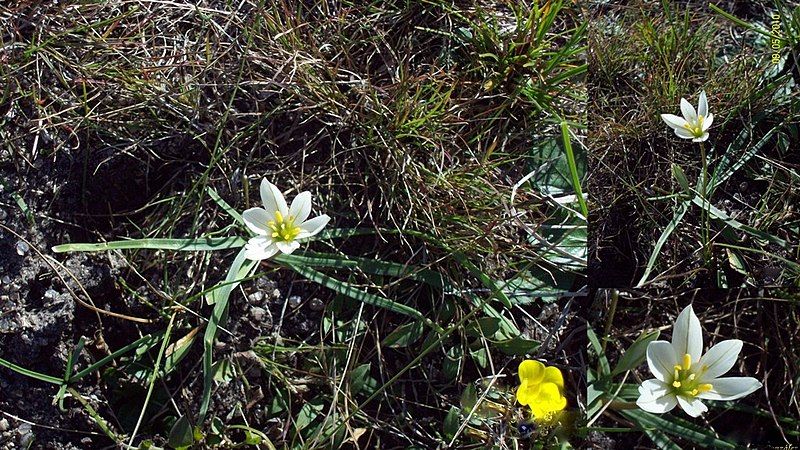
276, 252, 444, 288
621, 409, 737, 448
636, 201, 690, 287
284, 263, 441, 332
690, 197, 788, 248
560, 121, 588, 218
0, 357, 62, 385
52, 237, 246, 253
200, 248, 256, 420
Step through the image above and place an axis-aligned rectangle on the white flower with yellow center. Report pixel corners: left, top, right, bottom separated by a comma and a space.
661, 91, 714, 142
636, 305, 761, 418
242, 178, 330, 261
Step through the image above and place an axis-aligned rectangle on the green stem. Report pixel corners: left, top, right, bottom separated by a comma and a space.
67, 387, 123, 444
601, 289, 618, 355
698, 142, 710, 263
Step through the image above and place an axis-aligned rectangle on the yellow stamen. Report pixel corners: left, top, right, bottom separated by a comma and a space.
688, 374, 696, 381
267, 210, 301, 242
698, 384, 713, 393
682, 354, 692, 371
672, 381, 681, 388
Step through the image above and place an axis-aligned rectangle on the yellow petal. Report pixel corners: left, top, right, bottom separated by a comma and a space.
543, 366, 565, 389
518, 359, 545, 384
516, 379, 542, 406
529, 382, 567, 420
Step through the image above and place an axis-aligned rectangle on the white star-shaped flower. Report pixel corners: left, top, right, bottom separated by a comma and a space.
241, 178, 330, 261
637, 305, 761, 417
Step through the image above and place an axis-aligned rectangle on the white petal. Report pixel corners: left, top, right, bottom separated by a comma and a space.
702, 113, 714, 131
296, 214, 330, 239
698, 91, 708, 118
640, 379, 670, 398
680, 98, 697, 123
289, 191, 312, 223
661, 113, 688, 130
674, 127, 695, 139
697, 377, 762, 401
676, 395, 708, 417
696, 339, 742, 380
260, 179, 288, 217
242, 208, 271, 235
244, 239, 278, 261
692, 132, 709, 142
275, 240, 300, 254
647, 341, 678, 382
672, 305, 703, 363
637, 384, 678, 414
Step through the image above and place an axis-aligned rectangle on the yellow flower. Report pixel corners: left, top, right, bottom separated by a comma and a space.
516, 360, 567, 421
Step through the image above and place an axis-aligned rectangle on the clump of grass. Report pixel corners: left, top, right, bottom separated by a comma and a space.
0, 0, 585, 448
589, 0, 799, 287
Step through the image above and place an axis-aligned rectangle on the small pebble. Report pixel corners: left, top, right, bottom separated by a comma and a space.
0, 209, 7, 220
0, 418, 8, 431
15, 241, 29, 256
1, 276, 11, 285
739, 181, 748, 191
250, 306, 266, 322
308, 298, 325, 312
247, 291, 264, 304
288, 295, 302, 308
270, 288, 281, 299
17, 423, 33, 447
44, 289, 58, 300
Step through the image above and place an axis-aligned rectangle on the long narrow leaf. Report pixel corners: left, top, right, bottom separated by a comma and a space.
207, 186, 244, 225
691, 197, 788, 248
636, 201, 690, 286
200, 248, 255, 420
622, 409, 737, 448
285, 263, 441, 332
52, 237, 245, 253
560, 122, 588, 218
276, 252, 443, 288
0, 357, 62, 385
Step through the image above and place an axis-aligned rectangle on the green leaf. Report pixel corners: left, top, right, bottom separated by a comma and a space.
206, 186, 243, 225
443, 406, 461, 441
0, 357, 61, 385
636, 201, 690, 287
382, 321, 425, 348
644, 429, 683, 450
470, 347, 489, 368
52, 236, 246, 253
622, 409, 737, 448
587, 326, 610, 376
561, 121, 588, 218
671, 163, 691, 195
493, 336, 540, 356
200, 248, 255, 421
276, 252, 443, 288
284, 263, 439, 331
212, 359, 235, 384
611, 329, 660, 376
167, 416, 194, 449
691, 196, 788, 248
295, 402, 324, 432
163, 328, 199, 376
349, 363, 371, 396
442, 346, 463, 380
464, 317, 501, 338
